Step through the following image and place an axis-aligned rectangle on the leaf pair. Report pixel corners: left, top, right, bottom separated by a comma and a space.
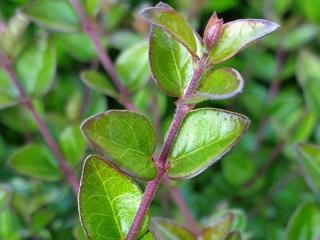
143, 3, 278, 102
81, 108, 249, 181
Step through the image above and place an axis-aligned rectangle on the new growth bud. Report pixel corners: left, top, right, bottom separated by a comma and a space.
203, 12, 224, 51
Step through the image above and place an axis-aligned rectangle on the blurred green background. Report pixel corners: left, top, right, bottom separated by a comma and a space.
1, 0, 320, 239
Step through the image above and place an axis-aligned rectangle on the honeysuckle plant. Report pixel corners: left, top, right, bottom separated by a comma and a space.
76, 3, 279, 240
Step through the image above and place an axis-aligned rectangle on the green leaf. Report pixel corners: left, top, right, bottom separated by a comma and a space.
141, 6, 197, 56
79, 155, 150, 240
82, 0, 103, 18
149, 26, 193, 96
282, 24, 317, 50
225, 231, 241, 240
0, 209, 20, 240
56, 32, 99, 61
0, 13, 29, 55
140, 231, 159, 240
15, 34, 56, 98
59, 124, 86, 167
80, 70, 118, 98
297, 143, 320, 193
168, 108, 249, 179
286, 202, 320, 240
222, 153, 254, 186
9, 144, 62, 181
181, 67, 244, 104
22, 0, 80, 32
296, 50, 320, 118
0, 70, 19, 110
151, 218, 196, 240
0, 184, 11, 212
81, 110, 157, 180
202, 213, 234, 240
208, 19, 279, 64
115, 42, 150, 93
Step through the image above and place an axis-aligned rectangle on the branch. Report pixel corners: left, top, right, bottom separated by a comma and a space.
1, 56, 79, 195
68, 0, 135, 111
150, 93, 200, 235
126, 56, 208, 240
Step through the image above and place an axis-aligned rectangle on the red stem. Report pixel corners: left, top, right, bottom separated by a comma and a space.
1, 56, 79, 194
126, 59, 207, 240
68, 0, 135, 111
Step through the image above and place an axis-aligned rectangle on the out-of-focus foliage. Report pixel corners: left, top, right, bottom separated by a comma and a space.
0, 0, 320, 239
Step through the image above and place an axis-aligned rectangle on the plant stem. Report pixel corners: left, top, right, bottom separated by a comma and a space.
1, 56, 79, 194
68, 0, 135, 111
150, 93, 199, 234
126, 58, 207, 240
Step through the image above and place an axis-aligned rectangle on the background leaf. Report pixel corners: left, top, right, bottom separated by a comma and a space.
9, 144, 62, 181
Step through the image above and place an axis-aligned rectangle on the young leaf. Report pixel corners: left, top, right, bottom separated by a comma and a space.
151, 218, 196, 240
81, 110, 157, 180
203, 12, 224, 51
286, 202, 320, 240
9, 144, 62, 181
79, 155, 150, 240
149, 26, 193, 96
141, 6, 197, 56
115, 42, 150, 93
226, 231, 241, 240
202, 213, 234, 240
140, 231, 159, 240
80, 70, 118, 98
59, 125, 86, 167
297, 143, 320, 193
180, 67, 244, 104
208, 19, 279, 64
168, 108, 249, 179
21, 0, 80, 32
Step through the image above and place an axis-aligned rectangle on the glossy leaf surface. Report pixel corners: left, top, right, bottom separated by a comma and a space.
149, 26, 193, 96
79, 155, 150, 240
202, 213, 234, 240
9, 144, 62, 181
22, 0, 80, 32
141, 6, 197, 56
209, 19, 279, 64
286, 202, 320, 240
80, 70, 118, 98
151, 218, 195, 240
297, 143, 320, 193
115, 42, 149, 93
181, 67, 244, 104
81, 110, 157, 180
168, 108, 249, 179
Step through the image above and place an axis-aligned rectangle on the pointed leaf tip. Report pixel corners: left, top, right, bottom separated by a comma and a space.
140, 6, 197, 56
209, 19, 280, 64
